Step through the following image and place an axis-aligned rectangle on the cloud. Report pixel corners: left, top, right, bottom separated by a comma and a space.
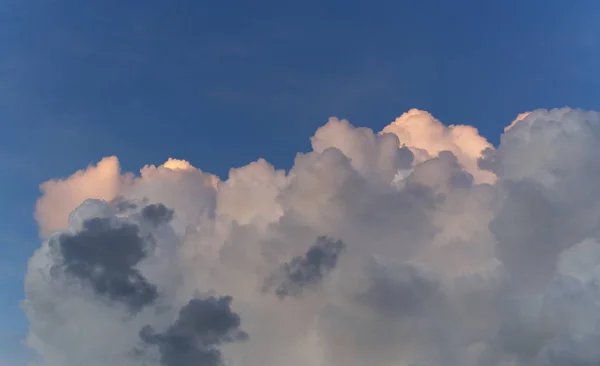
140, 296, 247, 366
141, 203, 175, 227
51, 212, 158, 312
380, 108, 496, 184
263, 236, 345, 298
35, 156, 125, 236
24, 198, 240, 366
35, 157, 220, 239
350, 258, 441, 318
311, 117, 414, 187
504, 111, 531, 133
23, 107, 600, 366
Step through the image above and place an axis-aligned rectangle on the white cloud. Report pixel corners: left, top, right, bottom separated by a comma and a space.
23, 107, 600, 366
504, 111, 531, 133
380, 108, 496, 184
35, 156, 126, 236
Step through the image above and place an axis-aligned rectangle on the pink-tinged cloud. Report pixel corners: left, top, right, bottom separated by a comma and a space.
35, 156, 126, 236
381, 109, 496, 184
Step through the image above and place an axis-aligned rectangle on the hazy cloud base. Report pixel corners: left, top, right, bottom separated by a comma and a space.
23, 108, 600, 366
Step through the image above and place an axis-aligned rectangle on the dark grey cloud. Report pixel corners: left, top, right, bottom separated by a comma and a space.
140, 296, 248, 366
354, 260, 441, 317
51, 216, 158, 312
142, 203, 174, 226
265, 236, 345, 298
537, 334, 600, 366
111, 196, 140, 213
477, 147, 496, 173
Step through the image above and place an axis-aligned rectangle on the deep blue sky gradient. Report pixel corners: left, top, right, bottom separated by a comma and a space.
1, 1, 599, 363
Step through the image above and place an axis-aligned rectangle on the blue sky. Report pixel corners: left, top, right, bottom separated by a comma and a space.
1, 0, 599, 363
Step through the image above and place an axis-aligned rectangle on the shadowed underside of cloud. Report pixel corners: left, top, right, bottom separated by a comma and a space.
23, 107, 600, 366
263, 236, 345, 298
140, 296, 248, 366
52, 216, 158, 312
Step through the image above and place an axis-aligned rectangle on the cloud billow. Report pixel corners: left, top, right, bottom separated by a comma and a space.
23, 107, 600, 366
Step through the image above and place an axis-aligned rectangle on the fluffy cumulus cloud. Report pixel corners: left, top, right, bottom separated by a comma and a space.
380, 109, 496, 184
22, 107, 600, 366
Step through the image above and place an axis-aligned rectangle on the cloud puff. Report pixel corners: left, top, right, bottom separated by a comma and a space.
263, 236, 345, 298
24, 198, 245, 366
23, 107, 600, 366
51, 213, 159, 312
35, 156, 125, 236
35, 158, 219, 238
140, 296, 248, 366
380, 108, 496, 184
